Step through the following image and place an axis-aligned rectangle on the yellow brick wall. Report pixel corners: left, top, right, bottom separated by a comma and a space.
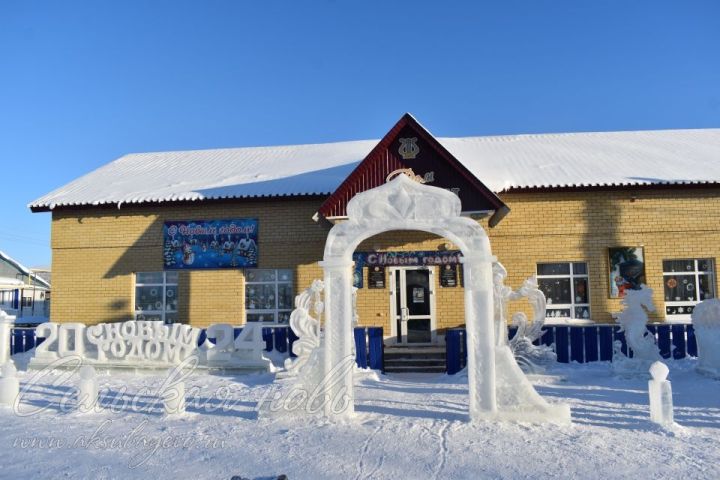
489, 188, 720, 324
49, 187, 720, 332
50, 198, 329, 328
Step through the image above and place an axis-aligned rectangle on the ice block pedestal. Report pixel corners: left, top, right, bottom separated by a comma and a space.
648, 361, 674, 426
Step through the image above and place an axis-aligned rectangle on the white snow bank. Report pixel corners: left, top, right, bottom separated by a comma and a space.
0, 360, 718, 479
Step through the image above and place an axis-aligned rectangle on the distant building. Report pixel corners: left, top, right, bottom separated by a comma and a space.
0, 250, 51, 325
29, 114, 720, 344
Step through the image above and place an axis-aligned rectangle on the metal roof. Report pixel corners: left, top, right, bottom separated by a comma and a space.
0, 251, 51, 288
29, 127, 720, 211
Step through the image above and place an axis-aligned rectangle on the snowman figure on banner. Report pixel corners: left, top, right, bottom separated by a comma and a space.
236, 234, 258, 265
222, 236, 235, 255
182, 243, 195, 266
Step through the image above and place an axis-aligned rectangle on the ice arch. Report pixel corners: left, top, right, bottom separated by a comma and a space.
320, 174, 570, 423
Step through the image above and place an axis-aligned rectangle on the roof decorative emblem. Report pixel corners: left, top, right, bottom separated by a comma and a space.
398, 137, 419, 159
385, 168, 426, 184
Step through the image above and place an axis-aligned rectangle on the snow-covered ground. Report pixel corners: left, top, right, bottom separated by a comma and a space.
0, 359, 718, 480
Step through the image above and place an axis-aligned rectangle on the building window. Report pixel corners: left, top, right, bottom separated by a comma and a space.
536, 262, 590, 320
21, 295, 33, 308
245, 269, 293, 324
134, 272, 178, 324
663, 258, 716, 317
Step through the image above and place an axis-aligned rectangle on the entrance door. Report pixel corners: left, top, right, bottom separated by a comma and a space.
390, 267, 436, 344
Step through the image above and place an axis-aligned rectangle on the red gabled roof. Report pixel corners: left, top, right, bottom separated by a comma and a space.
316, 113, 510, 226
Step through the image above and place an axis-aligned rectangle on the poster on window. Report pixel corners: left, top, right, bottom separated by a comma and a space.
608, 247, 646, 298
163, 219, 258, 269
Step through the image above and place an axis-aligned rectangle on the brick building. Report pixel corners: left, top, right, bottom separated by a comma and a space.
30, 114, 720, 345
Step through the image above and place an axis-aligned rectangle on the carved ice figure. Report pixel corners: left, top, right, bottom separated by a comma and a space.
613, 285, 661, 375
312, 174, 569, 423
77, 365, 99, 413
492, 265, 556, 372
0, 361, 19, 407
28, 319, 269, 371
492, 262, 513, 346
0, 311, 14, 365
283, 280, 324, 381
691, 298, 720, 378
202, 322, 269, 369
648, 361, 674, 426
230, 323, 269, 367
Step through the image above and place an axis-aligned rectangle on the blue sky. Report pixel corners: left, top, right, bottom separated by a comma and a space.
1, 0, 719, 268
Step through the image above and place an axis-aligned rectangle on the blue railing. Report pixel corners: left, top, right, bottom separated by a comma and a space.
9, 325, 385, 370
446, 324, 699, 375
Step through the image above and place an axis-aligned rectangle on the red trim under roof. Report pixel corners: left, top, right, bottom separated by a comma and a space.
316, 113, 510, 226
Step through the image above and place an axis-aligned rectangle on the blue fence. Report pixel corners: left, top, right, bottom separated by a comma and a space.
446, 324, 699, 374
9, 325, 385, 370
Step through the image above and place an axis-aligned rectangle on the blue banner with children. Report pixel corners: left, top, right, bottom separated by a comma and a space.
163, 219, 258, 269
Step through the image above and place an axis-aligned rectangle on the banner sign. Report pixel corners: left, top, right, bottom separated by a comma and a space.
352, 250, 462, 288
163, 219, 258, 270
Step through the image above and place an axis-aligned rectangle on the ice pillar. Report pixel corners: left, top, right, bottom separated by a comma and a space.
0, 311, 15, 366
461, 253, 497, 420
77, 366, 99, 413
164, 379, 186, 414
319, 258, 355, 418
0, 362, 19, 407
648, 361, 674, 426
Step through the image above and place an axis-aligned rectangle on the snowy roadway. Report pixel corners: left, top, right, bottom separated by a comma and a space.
0, 360, 718, 479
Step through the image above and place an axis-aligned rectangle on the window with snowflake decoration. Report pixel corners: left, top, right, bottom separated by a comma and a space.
245, 269, 293, 324
134, 271, 178, 324
536, 262, 590, 320
663, 258, 716, 319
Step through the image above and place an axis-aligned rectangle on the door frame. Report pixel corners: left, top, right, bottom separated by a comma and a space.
388, 266, 438, 344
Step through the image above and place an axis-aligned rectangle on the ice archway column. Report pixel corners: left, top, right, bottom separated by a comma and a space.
320, 174, 570, 423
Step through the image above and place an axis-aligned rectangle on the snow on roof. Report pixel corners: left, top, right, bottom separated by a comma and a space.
0, 251, 51, 288
29, 128, 720, 211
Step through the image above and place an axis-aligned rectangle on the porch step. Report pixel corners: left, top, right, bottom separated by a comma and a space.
383, 344, 446, 373
383, 365, 447, 373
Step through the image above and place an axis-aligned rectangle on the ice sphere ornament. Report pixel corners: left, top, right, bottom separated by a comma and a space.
0, 362, 20, 407
77, 365, 99, 413
648, 361, 674, 426
691, 298, 720, 378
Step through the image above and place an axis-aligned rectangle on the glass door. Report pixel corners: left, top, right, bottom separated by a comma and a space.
390, 267, 435, 344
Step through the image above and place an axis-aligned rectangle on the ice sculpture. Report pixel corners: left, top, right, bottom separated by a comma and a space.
691, 298, 720, 378
0, 361, 19, 407
27, 320, 269, 371
493, 265, 556, 372
0, 310, 14, 365
612, 285, 661, 375
282, 280, 324, 381
492, 262, 513, 346
77, 365, 99, 413
507, 279, 557, 371
307, 174, 569, 423
203, 322, 269, 369
648, 361, 674, 426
